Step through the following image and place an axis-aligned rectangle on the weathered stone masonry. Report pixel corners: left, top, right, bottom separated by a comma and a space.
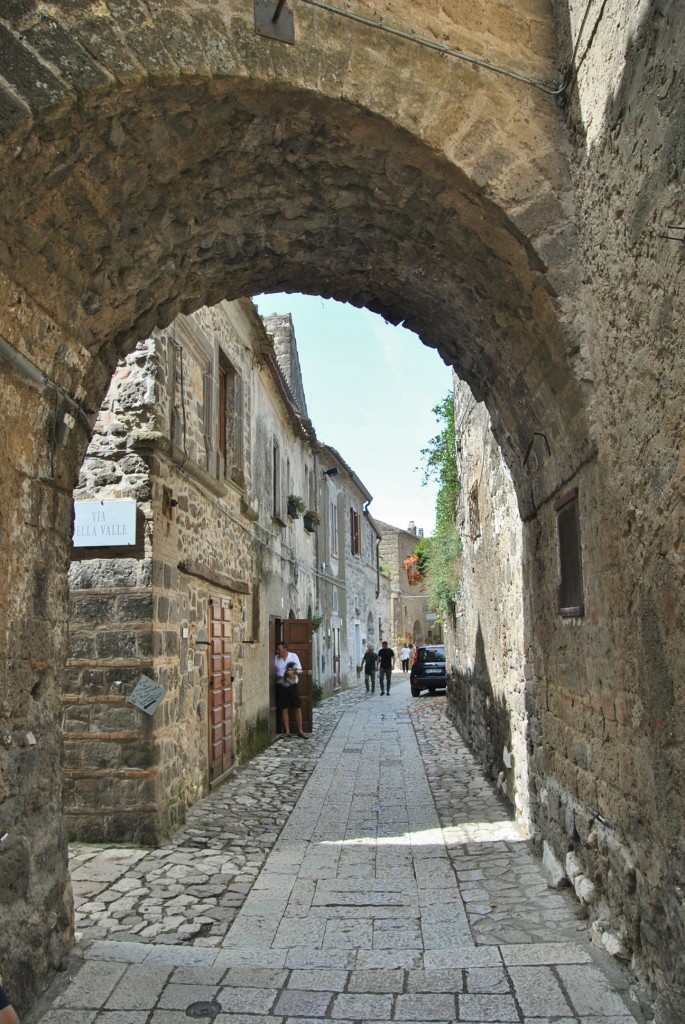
376, 520, 433, 649
66, 307, 257, 844
0, 0, 683, 1018
449, 379, 529, 825
64, 300, 392, 848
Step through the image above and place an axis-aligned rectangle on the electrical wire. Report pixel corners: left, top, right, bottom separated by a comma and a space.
298, 0, 566, 96
567, 0, 608, 86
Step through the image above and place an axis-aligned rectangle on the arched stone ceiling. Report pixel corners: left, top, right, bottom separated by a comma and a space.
0, 1, 591, 514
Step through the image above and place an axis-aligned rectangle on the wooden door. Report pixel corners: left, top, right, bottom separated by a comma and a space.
284, 619, 313, 733
209, 596, 234, 784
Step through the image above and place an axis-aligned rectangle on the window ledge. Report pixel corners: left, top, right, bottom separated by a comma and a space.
559, 605, 584, 618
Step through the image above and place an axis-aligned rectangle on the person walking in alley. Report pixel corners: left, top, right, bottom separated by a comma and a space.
274, 643, 308, 738
360, 644, 378, 693
377, 640, 395, 695
400, 644, 411, 672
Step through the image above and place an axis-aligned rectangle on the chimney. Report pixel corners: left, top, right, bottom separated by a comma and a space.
408, 521, 416, 535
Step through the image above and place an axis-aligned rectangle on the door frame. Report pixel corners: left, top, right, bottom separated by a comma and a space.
208, 594, 235, 787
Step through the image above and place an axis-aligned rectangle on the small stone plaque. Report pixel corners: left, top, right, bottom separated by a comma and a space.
127, 674, 165, 716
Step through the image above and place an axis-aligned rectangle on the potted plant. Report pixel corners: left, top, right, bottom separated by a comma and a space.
303, 509, 320, 532
287, 494, 306, 519
310, 612, 324, 633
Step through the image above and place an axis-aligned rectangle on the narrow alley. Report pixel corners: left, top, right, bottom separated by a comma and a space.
29, 678, 649, 1024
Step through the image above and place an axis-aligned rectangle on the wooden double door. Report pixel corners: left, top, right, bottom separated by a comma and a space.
274, 618, 313, 734
209, 596, 234, 785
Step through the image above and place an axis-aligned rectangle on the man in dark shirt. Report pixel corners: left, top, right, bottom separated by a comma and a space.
360, 644, 378, 693
377, 641, 395, 695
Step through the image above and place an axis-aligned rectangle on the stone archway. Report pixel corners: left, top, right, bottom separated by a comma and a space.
0, 77, 587, 507
0, 0, 595, 1009
0, 1, 587, 512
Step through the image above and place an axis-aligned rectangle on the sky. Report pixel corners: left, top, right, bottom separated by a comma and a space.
253, 293, 452, 536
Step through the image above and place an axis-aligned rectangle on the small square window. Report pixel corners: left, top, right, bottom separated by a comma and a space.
554, 488, 584, 617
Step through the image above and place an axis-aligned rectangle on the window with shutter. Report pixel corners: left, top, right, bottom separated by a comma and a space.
218, 354, 244, 485
330, 500, 338, 557
555, 488, 584, 617
350, 508, 361, 555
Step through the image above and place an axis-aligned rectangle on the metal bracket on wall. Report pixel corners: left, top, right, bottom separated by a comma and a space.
255, 0, 295, 43
523, 431, 551, 468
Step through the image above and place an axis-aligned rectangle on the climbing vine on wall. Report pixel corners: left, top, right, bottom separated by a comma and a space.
413, 391, 461, 621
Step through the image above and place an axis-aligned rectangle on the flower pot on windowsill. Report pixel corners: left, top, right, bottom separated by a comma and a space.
303, 511, 319, 532
287, 495, 306, 520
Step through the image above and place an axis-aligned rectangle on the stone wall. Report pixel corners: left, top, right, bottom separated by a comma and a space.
544, 3, 685, 1014
451, 358, 685, 1016
0, 0, 591, 516
0, 271, 78, 1012
66, 308, 257, 842
0, 1, 683, 1016
66, 301, 328, 843
262, 314, 310, 422
449, 379, 529, 823
446, 6, 685, 1013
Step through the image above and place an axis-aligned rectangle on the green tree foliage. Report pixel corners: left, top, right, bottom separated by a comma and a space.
412, 392, 461, 620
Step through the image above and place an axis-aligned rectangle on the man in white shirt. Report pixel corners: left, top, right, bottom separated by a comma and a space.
274, 642, 307, 738
400, 645, 411, 673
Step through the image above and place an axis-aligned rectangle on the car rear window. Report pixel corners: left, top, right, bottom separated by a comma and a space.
419, 647, 446, 663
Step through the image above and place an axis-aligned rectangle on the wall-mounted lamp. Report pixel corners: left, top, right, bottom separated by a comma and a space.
323, 467, 340, 477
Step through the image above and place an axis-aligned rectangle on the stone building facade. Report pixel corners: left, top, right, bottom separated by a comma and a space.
448, 378, 528, 825
259, 319, 392, 694
66, 300, 320, 843
376, 520, 434, 649
0, 1, 684, 1017
65, 302, 390, 847
314, 446, 390, 692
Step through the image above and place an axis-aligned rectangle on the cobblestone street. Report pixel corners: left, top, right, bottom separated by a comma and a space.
28, 677, 650, 1023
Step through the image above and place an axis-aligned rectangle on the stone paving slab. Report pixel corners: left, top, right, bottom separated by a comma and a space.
26, 680, 652, 1024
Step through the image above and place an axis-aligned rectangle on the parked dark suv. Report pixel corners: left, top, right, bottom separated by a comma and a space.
410, 644, 447, 696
